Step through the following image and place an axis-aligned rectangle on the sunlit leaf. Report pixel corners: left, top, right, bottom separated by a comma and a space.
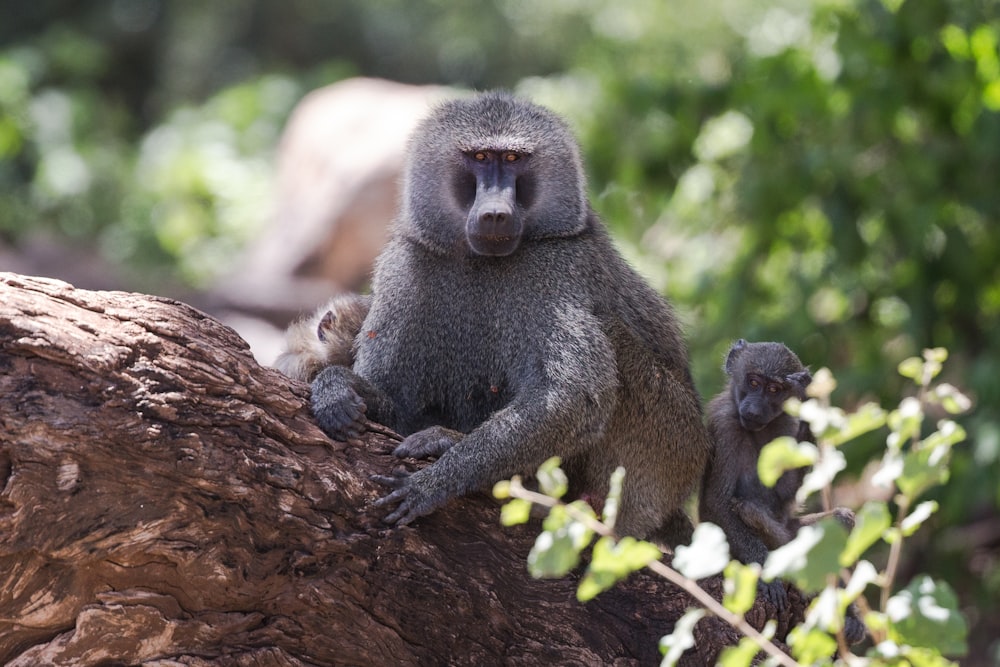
718, 636, 763, 667
898, 356, 924, 381
898, 446, 951, 500
527, 528, 580, 579
500, 498, 532, 526
797, 448, 845, 503
602, 466, 626, 527
537, 456, 568, 499
844, 559, 880, 602
804, 585, 843, 635
806, 367, 837, 400
763, 519, 847, 593
841, 501, 891, 566
579, 535, 661, 601
900, 500, 939, 537
788, 624, 838, 665
930, 384, 972, 414
886, 576, 968, 656
758, 437, 817, 487
723, 561, 760, 616
492, 480, 511, 500
659, 609, 705, 667
673, 522, 730, 579
873, 450, 904, 489
827, 402, 887, 446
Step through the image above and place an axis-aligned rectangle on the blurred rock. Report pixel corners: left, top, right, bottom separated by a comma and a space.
214, 77, 450, 323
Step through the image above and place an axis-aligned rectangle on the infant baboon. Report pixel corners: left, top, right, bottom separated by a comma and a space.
274, 294, 370, 382
700, 340, 856, 608
310, 91, 711, 544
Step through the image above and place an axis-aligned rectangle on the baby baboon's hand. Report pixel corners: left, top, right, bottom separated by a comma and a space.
311, 366, 367, 440
393, 426, 463, 459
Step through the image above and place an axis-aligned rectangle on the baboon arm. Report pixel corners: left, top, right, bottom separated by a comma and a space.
732, 500, 795, 548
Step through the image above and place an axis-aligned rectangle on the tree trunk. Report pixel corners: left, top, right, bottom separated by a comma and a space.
0, 272, 805, 666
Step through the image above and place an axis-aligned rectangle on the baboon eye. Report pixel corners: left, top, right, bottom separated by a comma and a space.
474, 151, 487, 161
504, 152, 519, 162
768, 385, 780, 394
749, 378, 760, 388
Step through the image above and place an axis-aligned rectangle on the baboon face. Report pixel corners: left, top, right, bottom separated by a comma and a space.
401, 91, 589, 257
456, 148, 533, 256
725, 339, 811, 432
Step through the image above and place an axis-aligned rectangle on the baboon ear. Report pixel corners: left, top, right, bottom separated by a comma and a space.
316, 311, 337, 342
788, 370, 812, 394
724, 339, 748, 374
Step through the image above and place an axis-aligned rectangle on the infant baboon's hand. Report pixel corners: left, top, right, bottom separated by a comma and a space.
311, 366, 367, 440
393, 426, 462, 459
759, 578, 789, 611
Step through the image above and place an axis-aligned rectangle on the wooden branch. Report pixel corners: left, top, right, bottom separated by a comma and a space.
0, 272, 806, 666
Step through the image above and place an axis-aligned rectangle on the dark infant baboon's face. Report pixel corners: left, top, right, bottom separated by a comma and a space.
735, 373, 796, 432
456, 149, 534, 257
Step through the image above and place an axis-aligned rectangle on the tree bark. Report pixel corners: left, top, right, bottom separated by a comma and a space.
0, 272, 806, 666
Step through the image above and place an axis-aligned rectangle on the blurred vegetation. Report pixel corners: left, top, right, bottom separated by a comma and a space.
1, 0, 998, 658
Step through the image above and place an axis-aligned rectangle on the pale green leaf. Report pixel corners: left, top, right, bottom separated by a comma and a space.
787, 625, 838, 665
673, 522, 730, 580
500, 498, 532, 526
659, 609, 705, 667
886, 576, 968, 656
841, 501, 891, 566
537, 456, 568, 499
797, 447, 846, 503
527, 528, 580, 579
723, 561, 760, 616
602, 466, 626, 527
763, 519, 847, 593
900, 500, 939, 537
718, 636, 762, 667
827, 402, 887, 447
844, 559, 880, 602
931, 384, 972, 414
578, 535, 661, 601
758, 437, 817, 487
898, 357, 924, 381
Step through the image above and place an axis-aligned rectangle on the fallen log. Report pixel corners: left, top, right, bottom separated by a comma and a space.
0, 272, 805, 666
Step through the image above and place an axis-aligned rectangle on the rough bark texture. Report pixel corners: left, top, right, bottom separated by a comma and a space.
0, 273, 807, 666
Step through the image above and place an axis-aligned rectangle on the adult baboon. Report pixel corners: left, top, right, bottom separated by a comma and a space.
311, 91, 710, 544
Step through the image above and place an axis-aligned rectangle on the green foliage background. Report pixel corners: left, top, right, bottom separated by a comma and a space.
2, 0, 998, 657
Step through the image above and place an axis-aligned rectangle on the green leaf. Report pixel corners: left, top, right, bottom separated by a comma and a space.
492, 480, 512, 500
672, 522, 730, 580
887, 397, 924, 450
797, 447, 845, 502
723, 561, 760, 616
844, 559, 879, 603
886, 576, 968, 656
537, 456, 568, 499
578, 535, 661, 601
758, 437, 817, 487
659, 609, 705, 667
500, 498, 532, 526
898, 356, 924, 381
763, 519, 848, 593
528, 503, 594, 579
841, 501, 891, 566
930, 384, 972, 415
898, 446, 951, 500
827, 402, 887, 446
900, 500, 939, 537
787, 624, 838, 665
717, 636, 763, 667
527, 528, 581, 579
602, 466, 626, 528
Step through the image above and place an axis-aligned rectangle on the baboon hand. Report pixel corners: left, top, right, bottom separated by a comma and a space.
393, 426, 463, 459
759, 579, 789, 611
372, 469, 444, 526
311, 368, 367, 441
